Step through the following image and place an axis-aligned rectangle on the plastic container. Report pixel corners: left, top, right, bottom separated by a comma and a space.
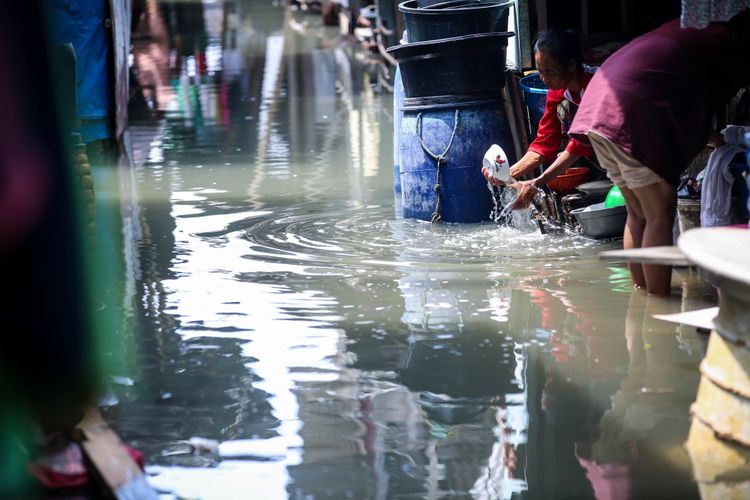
576, 179, 613, 196
400, 99, 516, 222
387, 32, 513, 98
547, 166, 589, 193
571, 202, 627, 239
677, 199, 701, 235
483, 144, 510, 182
518, 73, 548, 138
604, 185, 625, 208
398, 0, 512, 43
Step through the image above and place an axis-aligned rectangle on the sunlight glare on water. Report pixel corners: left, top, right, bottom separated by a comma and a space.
111, 1, 716, 498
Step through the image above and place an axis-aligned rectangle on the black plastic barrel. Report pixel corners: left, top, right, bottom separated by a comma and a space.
398, 0, 512, 42
416, 0, 470, 7
387, 32, 513, 98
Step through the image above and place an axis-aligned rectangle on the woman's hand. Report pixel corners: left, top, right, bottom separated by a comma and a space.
509, 151, 545, 180
481, 165, 506, 187
509, 180, 540, 210
507, 150, 581, 210
482, 150, 546, 189
509, 164, 530, 180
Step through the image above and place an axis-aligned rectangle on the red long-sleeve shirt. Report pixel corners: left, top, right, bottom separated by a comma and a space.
528, 70, 596, 162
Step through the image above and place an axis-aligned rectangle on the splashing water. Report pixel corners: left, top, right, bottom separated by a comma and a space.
488, 183, 539, 231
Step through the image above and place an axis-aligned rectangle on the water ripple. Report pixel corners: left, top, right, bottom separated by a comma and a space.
240, 202, 607, 276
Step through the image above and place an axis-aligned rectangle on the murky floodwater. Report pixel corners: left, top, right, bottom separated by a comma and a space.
108, 1, 716, 498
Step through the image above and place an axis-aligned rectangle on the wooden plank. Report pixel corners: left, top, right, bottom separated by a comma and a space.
517, 0, 534, 71
581, 0, 588, 35
598, 245, 691, 266
109, 0, 132, 145
535, 0, 547, 32
75, 407, 158, 499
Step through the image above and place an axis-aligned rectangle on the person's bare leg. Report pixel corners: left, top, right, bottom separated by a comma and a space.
632, 181, 677, 296
619, 186, 646, 289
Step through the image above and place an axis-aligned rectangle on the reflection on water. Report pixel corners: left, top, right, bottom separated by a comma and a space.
111, 1, 716, 498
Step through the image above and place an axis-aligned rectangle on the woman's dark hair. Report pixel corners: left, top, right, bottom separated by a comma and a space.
534, 29, 583, 69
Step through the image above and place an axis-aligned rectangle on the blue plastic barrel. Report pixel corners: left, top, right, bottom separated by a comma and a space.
400, 100, 515, 222
518, 73, 548, 139
393, 65, 405, 196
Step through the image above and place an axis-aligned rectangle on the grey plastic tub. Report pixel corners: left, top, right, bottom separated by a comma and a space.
571, 202, 627, 239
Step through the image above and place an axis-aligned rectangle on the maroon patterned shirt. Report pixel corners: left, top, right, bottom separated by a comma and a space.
570, 18, 750, 187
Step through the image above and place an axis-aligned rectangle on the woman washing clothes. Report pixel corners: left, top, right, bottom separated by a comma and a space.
481, 29, 599, 207
567, 10, 750, 296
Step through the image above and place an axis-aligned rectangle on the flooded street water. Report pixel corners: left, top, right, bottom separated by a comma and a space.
110, 1, 716, 498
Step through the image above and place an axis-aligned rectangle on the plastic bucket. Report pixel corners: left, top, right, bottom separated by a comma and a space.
571, 202, 627, 239
604, 185, 625, 208
399, 98, 516, 222
518, 73, 548, 138
677, 198, 701, 235
387, 32, 513, 98
398, 0, 512, 43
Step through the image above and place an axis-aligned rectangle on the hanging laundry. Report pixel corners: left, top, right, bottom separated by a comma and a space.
700, 125, 750, 226
681, 0, 750, 28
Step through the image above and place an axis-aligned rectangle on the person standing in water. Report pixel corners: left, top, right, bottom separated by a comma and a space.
569, 11, 750, 296
482, 29, 598, 207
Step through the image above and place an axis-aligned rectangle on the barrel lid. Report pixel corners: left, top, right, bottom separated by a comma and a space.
398, 0, 513, 14
402, 93, 503, 111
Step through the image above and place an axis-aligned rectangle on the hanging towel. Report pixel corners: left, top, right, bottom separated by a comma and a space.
681, 0, 750, 28
700, 144, 743, 226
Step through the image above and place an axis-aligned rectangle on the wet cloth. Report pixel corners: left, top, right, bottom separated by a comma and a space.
681, 0, 750, 28
700, 143, 743, 226
569, 19, 750, 188
31, 436, 145, 490
528, 68, 596, 163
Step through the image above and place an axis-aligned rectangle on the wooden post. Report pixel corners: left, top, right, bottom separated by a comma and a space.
108, 0, 132, 154
515, 0, 535, 71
